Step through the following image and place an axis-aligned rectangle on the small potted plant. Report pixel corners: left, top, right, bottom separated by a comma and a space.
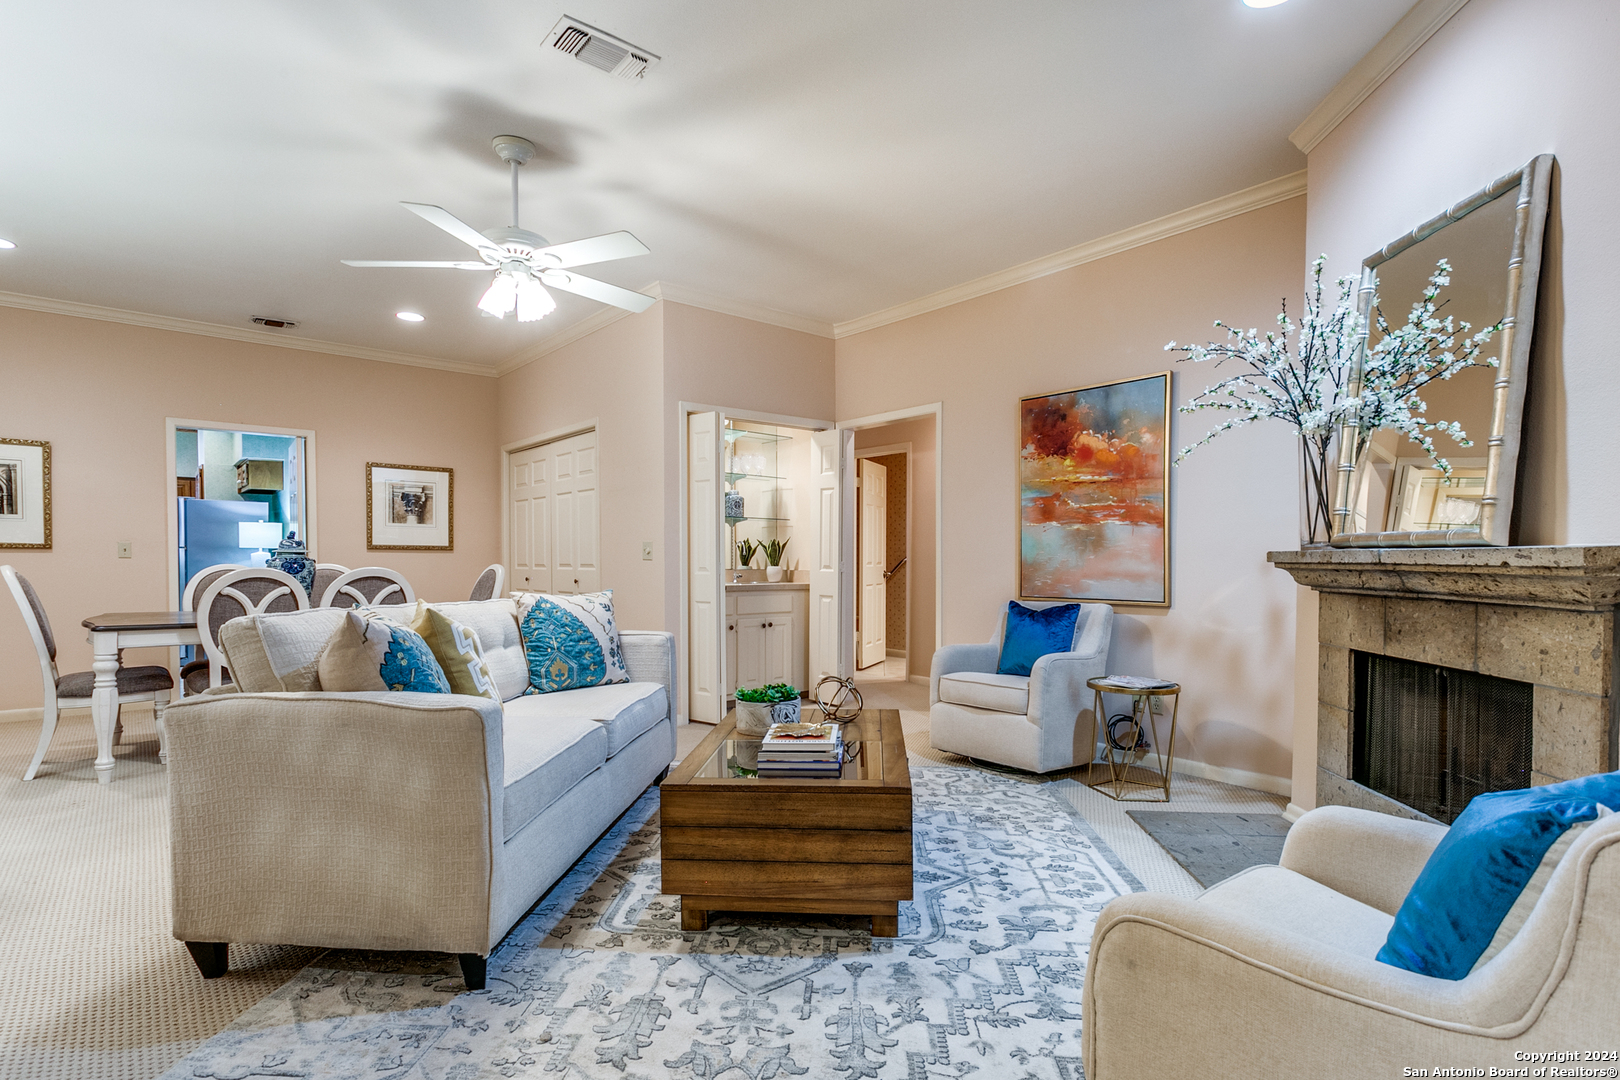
735, 682, 800, 734
762, 537, 789, 582
736, 538, 758, 573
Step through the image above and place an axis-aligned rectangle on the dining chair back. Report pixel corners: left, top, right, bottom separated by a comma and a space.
181, 564, 239, 611
319, 567, 414, 609
469, 563, 505, 601
195, 568, 309, 689
3, 564, 174, 780
312, 563, 351, 605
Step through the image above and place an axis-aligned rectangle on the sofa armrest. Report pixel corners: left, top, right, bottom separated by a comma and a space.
1280, 805, 1447, 916
620, 630, 675, 712
929, 642, 1000, 704
166, 690, 504, 956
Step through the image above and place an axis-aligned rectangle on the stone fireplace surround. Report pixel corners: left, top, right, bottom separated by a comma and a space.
1269, 546, 1620, 823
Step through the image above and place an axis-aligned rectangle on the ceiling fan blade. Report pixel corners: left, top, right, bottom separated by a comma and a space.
540, 270, 657, 313
400, 202, 498, 253
341, 260, 491, 269
535, 231, 650, 269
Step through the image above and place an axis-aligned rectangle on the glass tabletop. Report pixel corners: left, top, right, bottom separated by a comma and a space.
693, 737, 884, 782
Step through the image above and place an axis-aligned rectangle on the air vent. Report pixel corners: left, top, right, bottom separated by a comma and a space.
252, 317, 297, 329
545, 16, 660, 81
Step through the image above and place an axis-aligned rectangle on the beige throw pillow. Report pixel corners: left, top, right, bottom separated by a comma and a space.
317, 609, 452, 694
407, 601, 501, 702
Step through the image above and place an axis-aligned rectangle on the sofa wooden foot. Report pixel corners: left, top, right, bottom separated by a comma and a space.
655, 766, 670, 785
458, 953, 487, 991
185, 941, 228, 978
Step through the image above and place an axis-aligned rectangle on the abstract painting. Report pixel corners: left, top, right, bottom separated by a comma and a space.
1020, 373, 1169, 605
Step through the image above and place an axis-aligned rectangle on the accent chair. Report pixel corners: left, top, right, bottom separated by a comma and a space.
929, 600, 1113, 773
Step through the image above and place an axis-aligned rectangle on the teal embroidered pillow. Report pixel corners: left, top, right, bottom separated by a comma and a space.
316, 609, 452, 694
516, 590, 628, 693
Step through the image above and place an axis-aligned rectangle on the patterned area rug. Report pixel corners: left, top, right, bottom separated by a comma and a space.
159, 764, 1140, 1080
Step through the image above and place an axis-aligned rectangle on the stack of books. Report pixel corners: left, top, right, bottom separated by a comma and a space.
757, 721, 844, 778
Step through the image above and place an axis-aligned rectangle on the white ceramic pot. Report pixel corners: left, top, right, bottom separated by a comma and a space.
735, 699, 773, 734
766, 565, 784, 582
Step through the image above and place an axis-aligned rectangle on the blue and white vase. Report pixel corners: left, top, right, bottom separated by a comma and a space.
267, 531, 316, 598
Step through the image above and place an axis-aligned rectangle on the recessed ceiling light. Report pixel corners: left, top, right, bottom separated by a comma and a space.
396, 311, 425, 322
1243, 0, 1290, 7
0, 238, 15, 249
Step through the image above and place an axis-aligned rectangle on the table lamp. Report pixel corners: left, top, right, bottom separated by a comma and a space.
239, 520, 284, 567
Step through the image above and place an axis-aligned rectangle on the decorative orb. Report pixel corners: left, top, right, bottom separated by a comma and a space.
814, 675, 864, 721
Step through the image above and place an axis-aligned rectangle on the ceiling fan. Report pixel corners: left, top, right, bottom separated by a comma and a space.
343, 135, 655, 321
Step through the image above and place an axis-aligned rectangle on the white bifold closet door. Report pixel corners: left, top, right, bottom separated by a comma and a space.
508, 429, 599, 596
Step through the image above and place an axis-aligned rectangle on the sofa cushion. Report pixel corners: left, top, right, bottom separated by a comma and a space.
408, 601, 501, 702
1199, 863, 1395, 959
516, 590, 628, 693
996, 601, 1080, 676
502, 681, 667, 758
502, 715, 607, 841
938, 671, 1031, 714
318, 610, 451, 694
218, 607, 347, 692
373, 599, 527, 701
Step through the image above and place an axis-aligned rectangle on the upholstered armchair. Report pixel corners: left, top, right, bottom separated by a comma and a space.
929, 600, 1113, 773
1083, 805, 1620, 1077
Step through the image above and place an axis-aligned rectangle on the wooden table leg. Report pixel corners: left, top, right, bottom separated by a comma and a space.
90, 629, 120, 785
871, 906, 899, 938
680, 901, 709, 931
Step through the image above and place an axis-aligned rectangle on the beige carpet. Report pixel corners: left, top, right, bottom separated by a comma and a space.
0, 683, 1285, 1079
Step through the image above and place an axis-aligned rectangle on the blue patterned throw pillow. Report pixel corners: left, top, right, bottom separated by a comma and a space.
517, 590, 629, 694
316, 609, 453, 694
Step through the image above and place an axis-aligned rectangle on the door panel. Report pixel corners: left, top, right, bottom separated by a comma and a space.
858, 458, 888, 669
688, 412, 725, 723
808, 429, 854, 682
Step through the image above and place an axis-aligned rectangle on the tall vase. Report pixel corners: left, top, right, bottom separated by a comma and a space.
1299, 434, 1336, 548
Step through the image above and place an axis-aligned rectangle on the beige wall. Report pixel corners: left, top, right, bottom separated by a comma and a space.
494, 305, 667, 636
854, 417, 937, 678
0, 306, 499, 713
836, 198, 1307, 785
1293, 0, 1620, 808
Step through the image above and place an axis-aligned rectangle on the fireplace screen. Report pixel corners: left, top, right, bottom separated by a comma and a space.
1351, 652, 1532, 823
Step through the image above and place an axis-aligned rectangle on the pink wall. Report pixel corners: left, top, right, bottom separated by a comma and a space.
494, 306, 667, 635
1294, 0, 1620, 808
0, 306, 499, 713
835, 197, 1307, 785
854, 416, 937, 678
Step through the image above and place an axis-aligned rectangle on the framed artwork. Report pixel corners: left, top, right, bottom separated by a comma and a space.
0, 438, 51, 550
366, 462, 453, 551
1019, 372, 1170, 606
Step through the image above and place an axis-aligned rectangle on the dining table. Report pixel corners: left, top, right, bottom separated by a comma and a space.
80, 611, 201, 784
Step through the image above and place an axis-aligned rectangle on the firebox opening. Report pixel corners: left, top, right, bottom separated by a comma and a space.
1351, 651, 1533, 823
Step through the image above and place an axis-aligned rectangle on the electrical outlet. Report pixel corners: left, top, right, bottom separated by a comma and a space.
642, 541, 653, 561
116, 541, 133, 559
1150, 696, 1164, 714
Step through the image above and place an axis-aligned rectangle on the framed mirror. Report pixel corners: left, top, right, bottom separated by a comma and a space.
1331, 154, 1553, 547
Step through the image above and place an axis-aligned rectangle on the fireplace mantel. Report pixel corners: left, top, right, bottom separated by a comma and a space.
1267, 546, 1620, 612
1267, 545, 1620, 820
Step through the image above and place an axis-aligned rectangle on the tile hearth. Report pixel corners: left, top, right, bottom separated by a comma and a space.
1271, 546, 1620, 822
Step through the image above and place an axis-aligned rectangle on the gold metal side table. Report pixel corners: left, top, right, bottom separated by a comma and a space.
1085, 676, 1181, 802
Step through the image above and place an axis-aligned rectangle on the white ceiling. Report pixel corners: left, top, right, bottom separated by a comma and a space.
0, 0, 1413, 371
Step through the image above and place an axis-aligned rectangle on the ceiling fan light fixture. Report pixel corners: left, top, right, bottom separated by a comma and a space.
0, 238, 15, 250
477, 271, 520, 318
396, 311, 425, 322
515, 273, 556, 322
1241, 0, 1290, 7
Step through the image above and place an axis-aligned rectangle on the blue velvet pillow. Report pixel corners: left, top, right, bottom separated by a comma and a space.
995, 601, 1081, 677
1378, 771, 1620, 980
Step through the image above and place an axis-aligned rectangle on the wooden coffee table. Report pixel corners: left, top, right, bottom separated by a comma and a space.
660, 708, 913, 936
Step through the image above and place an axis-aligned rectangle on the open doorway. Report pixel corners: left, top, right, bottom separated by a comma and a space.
855, 445, 909, 680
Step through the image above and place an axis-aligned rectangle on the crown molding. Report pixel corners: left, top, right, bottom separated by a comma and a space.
648, 282, 835, 339
1288, 0, 1472, 155
0, 289, 496, 377
493, 302, 640, 377
833, 170, 1308, 339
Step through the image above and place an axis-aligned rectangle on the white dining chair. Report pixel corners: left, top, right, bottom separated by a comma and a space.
318, 567, 414, 609
179, 564, 241, 696
3, 564, 175, 780
468, 563, 505, 601
194, 567, 310, 690
311, 563, 350, 606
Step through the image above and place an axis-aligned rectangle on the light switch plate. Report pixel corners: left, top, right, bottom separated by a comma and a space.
641, 541, 653, 561
116, 541, 133, 559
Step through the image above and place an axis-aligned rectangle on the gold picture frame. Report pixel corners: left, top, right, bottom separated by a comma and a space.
366, 461, 453, 551
1019, 372, 1171, 607
0, 438, 51, 550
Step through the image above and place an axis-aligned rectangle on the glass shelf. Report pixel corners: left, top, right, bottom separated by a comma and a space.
726, 472, 784, 484
725, 426, 791, 444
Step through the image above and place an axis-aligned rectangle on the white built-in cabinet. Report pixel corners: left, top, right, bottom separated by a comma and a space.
725, 586, 808, 701
509, 429, 599, 595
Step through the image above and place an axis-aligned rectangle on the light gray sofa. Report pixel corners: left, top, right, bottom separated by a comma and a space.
163, 597, 676, 990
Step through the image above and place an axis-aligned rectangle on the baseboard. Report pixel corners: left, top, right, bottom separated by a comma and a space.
886, 649, 906, 658
907, 674, 929, 686
1171, 758, 1292, 798
1283, 802, 1309, 823
0, 707, 43, 725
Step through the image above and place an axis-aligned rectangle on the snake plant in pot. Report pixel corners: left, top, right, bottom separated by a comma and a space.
762, 537, 789, 582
